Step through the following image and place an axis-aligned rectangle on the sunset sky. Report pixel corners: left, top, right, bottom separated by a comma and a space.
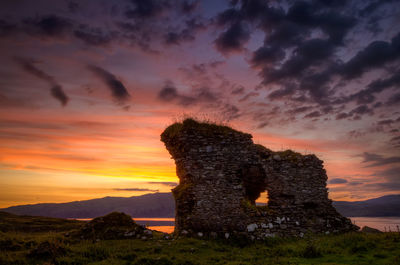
1, 0, 400, 208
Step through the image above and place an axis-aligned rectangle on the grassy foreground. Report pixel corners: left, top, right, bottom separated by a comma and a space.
0, 212, 399, 265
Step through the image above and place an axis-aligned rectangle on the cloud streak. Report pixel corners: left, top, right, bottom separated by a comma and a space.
14, 57, 69, 106
361, 152, 400, 167
158, 81, 217, 106
114, 188, 159, 192
87, 65, 131, 103
329, 178, 348, 184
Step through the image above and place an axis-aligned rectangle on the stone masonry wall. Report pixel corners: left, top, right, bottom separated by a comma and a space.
161, 119, 358, 239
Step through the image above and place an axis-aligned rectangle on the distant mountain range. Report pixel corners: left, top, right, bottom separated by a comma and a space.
332, 195, 400, 217
1, 193, 399, 219
1, 193, 174, 218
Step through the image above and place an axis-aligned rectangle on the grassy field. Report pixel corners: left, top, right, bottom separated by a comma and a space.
1, 212, 399, 265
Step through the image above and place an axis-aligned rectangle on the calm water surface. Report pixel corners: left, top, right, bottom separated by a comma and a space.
350, 217, 400, 232
74, 217, 400, 233
149, 217, 400, 233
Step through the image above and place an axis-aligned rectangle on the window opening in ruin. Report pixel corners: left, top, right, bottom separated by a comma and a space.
240, 164, 267, 205
255, 190, 269, 206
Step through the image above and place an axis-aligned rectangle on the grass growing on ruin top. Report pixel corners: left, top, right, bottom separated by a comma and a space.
275, 149, 305, 163
161, 118, 249, 140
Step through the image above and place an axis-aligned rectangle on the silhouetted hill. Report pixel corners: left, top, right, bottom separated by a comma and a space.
1, 193, 174, 218
1, 193, 399, 218
333, 195, 400, 217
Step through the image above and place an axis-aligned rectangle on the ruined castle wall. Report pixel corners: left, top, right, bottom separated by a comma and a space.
161, 119, 357, 239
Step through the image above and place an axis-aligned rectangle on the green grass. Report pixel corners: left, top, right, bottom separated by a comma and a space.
0, 211, 84, 233
1, 212, 399, 265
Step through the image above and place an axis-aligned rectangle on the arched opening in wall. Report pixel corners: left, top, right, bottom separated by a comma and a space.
239, 164, 269, 207
255, 190, 269, 206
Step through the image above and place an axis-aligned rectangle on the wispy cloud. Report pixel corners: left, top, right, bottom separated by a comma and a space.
114, 188, 159, 192
14, 57, 69, 106
361, 152, 400, 167
146, 181, 177, 187
329, 178, 348, 184
87, 65, 131, 103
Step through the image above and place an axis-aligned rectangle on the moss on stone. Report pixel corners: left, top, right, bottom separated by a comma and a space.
240, 198, 258, 213
172, 182, 194, 201
240, 198, 276, 216
253, 144, 273, 154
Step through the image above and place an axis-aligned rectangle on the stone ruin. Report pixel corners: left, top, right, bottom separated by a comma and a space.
161, 119, 358, 239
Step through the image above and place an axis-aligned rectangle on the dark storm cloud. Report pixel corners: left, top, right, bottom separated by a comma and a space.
125, 0, 170, 19
298, 68, 338, 104
50, 85, 69, 107
164, 19, 205, 45
329, 178, 348, 184
158, 84, 178, 101
114, 188, 159, 192
341, 72, 400, 105
2, 12, 117, 48
335, 112, 352, 120
212, 0, 400, 116
239, 92, 258, 102
216, 7, 242, 26
214, 22, 250, 53
287, 106, 313, 115
68, 1, 79, 13
386, 93, 400, 106
368, 72, 400, 93
359, 0, 397, 17
334, 104, 374, 121
74, 26, 115, 47
0, 19, 17, 37
267, 84, 295, 101
350, 105, 374, 116
361, 152, 400, 167
181, 0, 199, 13
231, 86, 245, 95
24, 15, 73, 37
314, 11, 356, 44
14, 57, 69, 106
286, 1, 356, 43
377, 119, 395, 126
304, 111, 321, 119
262, 38, 336, 85
87, 65, 131, 103
341, 33, 400, 80
0, 1, 205, 53
267, 21, 304, 48
251, 45, 285, 67
164, 31, 192, 45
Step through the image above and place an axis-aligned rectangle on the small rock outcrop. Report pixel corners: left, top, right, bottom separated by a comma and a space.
361, 226, 382, 233
161, 118, 358, 239
74, 212, 152, 240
